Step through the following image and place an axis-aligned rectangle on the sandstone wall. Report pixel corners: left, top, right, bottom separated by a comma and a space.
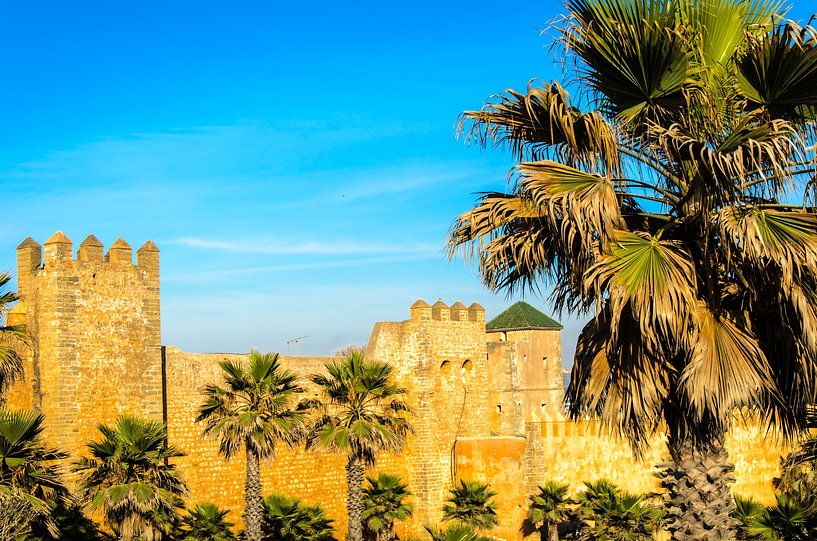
366, 300, 491, 535
455, 437, 528, 541
487, 328, 564, 438
523, 419, 785, 503
454, 420, 787, 541
162, 347, 410, 536
8, 234, 163, 482
3, 232, 793, 541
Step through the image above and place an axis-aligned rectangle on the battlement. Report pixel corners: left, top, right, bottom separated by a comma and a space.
16, 232, 159, 287
409, 298, 485, 323
10, 231, 164, 462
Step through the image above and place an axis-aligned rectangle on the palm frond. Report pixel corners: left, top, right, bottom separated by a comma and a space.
461, 82, 619, 173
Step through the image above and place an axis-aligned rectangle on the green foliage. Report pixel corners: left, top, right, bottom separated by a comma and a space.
732, 495, 767, 541
0, 409, 68, 508
261, 492, 336, 541
754, 494, 817, 541
198, 350, 309, 541
0, 486, 60, 540
361, 472, 413, 540
528, 481, 574, 530
28, 503, 112, 541
442, 480, 498, 531
308, 351, 412, 541
451, 1, 817, 536
197, 349, 309, 460
576, 480, 662, 541
177, 502, 236, 541
774, 455, 817, 511
735, 491, 817, 541
307, 350, 412, 465
451, 0, 817, 455
423, 523, 491, 541
74, 414, 187, 541
0, 271, 24, 401
776, 407, 817, 512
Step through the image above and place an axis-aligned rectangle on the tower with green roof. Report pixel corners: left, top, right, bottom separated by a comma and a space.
485, 301, 565, 434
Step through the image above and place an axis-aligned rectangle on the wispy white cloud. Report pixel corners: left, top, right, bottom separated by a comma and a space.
171, 236, 440, 256
163, 253, 439, 283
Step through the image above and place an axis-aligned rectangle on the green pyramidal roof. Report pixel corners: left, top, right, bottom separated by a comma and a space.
486, 301, 562, 331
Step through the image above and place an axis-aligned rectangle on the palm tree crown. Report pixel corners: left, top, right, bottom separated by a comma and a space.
197, 350, 307, 460
308, 351, 412, 463
0, 272, 25, 401
197, 349, 308, 541
0, 408, 67, 507
450, 1, 817, 539
308, 350, 412, 541
424, 523, 491, 541
577, 481, 663, 541
451, 0, 817, 454
529, 482, 574, 541
261, 492, 336, 541
74, 414, 186, 541
178, 502, 236, 541
362, 472, 413, 541
442, 480, 498, 531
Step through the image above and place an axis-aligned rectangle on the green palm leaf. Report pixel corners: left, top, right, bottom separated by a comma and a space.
739, 22, 817, 119
566, 0, 697, 123
74, 414, 186, 541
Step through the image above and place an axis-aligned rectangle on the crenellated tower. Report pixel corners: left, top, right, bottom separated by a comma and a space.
366, 299, 490, 534
485, 301, 565, 435
9, 232, 163, 466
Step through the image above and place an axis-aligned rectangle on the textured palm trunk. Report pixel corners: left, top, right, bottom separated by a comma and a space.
346, 455, 365, 541
546, 522, 560, 541
659, 435, 739, 541
244, 446, 263, 541
380, 523, 395, 541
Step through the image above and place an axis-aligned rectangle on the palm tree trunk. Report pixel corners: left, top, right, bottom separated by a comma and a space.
346, 455, 365, 541
244, 445, 263, 541
659, 434, 739, 541
546, 522, 559, 541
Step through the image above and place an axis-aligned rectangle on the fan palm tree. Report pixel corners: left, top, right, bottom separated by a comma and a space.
577, 481, 662, 541
361, 472, 413, 541
0, 409, 68, 507
0, 487, 57, 540
307, 350, 412, 541
423, 523, 491, 541
754, 494, 817, 541
733, 495, 767, 541
178, 502, 236, 541
449, 1, 817, 539
261, 492, 336, 541
74, 414, 187, 541
442, 480, 498, 531
0, 272, 25, 402
529, 482, 574, 541
197, 350, 309, 541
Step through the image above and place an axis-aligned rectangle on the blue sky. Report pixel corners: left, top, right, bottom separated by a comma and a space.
1, 1, 812, 358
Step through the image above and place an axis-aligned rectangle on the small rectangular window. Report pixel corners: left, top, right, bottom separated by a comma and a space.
496, 404, 502, 414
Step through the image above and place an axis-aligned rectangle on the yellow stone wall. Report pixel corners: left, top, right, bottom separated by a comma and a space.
365, 300, 491, 536
4, 234, 792, 540
8, 233, 162, 486
162, 347, 411, 536
487, 328, 565, 436
457, 420, 786, 540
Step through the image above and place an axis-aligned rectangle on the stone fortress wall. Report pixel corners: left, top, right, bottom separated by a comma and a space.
6, 233, 787, 540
